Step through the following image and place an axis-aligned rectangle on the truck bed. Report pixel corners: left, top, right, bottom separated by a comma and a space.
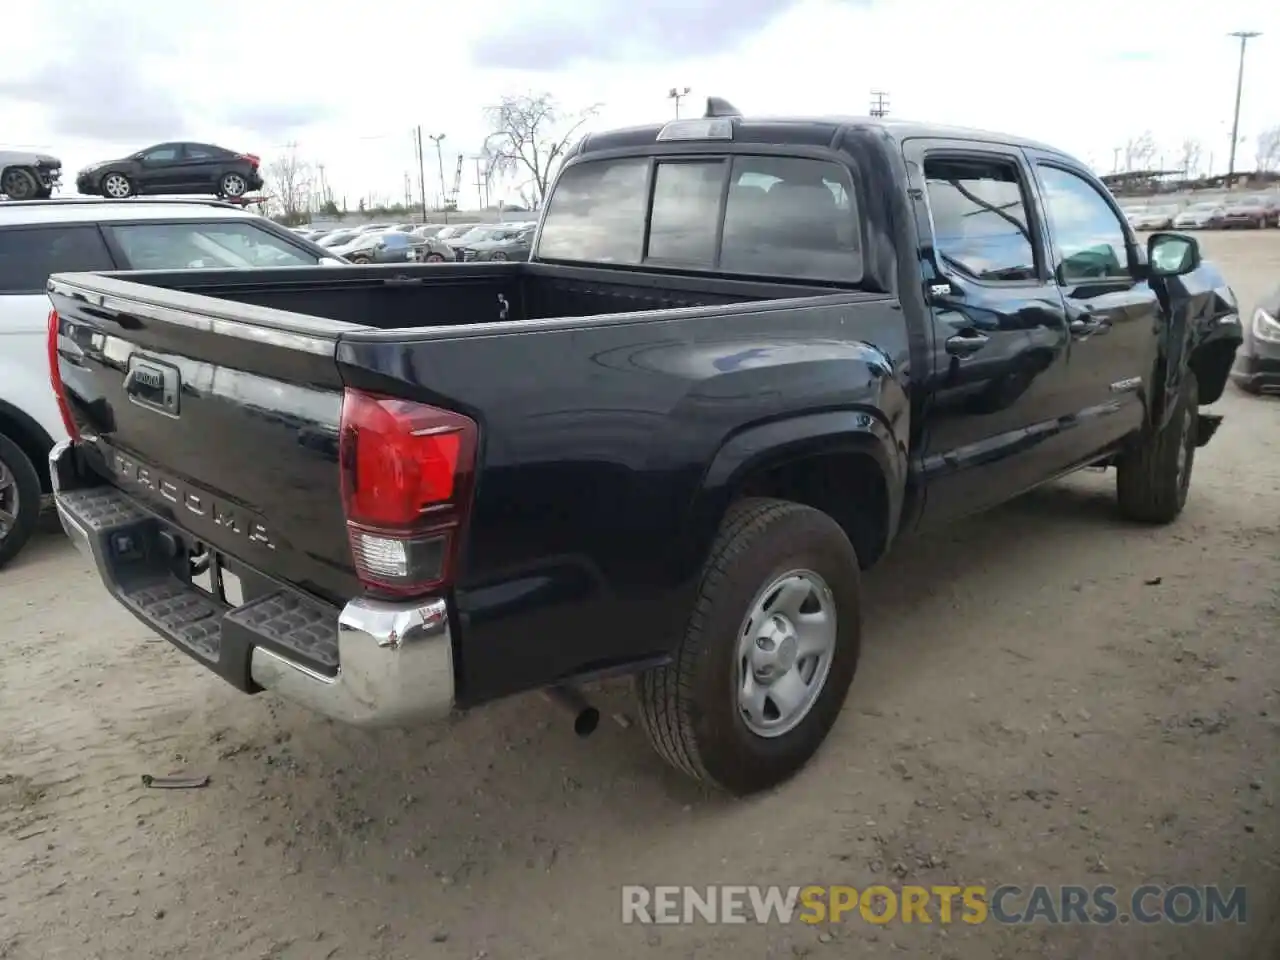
104, 260, 861, 329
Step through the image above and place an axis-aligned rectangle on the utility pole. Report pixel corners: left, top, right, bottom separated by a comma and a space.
414, 126, 428, 223
404, 171, 411, 209
317, 163, 328, 207
668, 86, 691, 118
869, 90, 890, 118
1112, 146, 1122, 173
473, 156, 488, 209
428, 133, 447, 222
1227, 30, 1261, 186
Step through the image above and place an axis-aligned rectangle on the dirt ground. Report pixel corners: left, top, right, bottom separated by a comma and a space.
2, 232, 1279, 960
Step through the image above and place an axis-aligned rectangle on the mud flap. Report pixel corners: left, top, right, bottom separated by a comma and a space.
1196, 413, 1223, 448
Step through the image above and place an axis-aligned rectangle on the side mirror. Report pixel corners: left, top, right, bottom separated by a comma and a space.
1148, 232, 1200, 278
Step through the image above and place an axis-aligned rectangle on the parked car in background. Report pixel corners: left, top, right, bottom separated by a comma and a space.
1127, 205, 1178, 230
1232, 280, 1280, 395
1, 150, 63, 200
354, 223, 393, 234
328, 229, 417, 263
403, 233, 455, 262
455, 224, 536, 261
1173, 202, 1225, 230
0, 197, 336, 566
318, 229, 360, 249
433, 224, 472, 242
411, 224, 446, 239
1221, 195, 1279, 229
76, 142, 263, 200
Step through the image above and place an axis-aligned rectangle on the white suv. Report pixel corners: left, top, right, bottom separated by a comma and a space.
0, 198, 337, 567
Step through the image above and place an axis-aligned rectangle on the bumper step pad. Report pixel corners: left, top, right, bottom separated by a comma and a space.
58, 484, 340, 682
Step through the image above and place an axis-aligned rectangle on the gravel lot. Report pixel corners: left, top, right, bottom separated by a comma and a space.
2, 232, 1279, 960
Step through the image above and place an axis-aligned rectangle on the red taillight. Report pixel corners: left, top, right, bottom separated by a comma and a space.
338, 388, 477, 596
240, 153, 260, 168
47, 309, 80, 440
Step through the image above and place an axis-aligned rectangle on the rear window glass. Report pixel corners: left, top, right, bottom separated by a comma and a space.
536, 157, 649, 264
719, 156, 861, 282
536, 154, 862, 282
0, 225, 115, 293
647, 160, 724, 264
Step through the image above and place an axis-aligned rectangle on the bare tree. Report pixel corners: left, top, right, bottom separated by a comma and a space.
1178, 137, 1203, 178
1256, 125, 1280, 173
264, 143, 313, 221
1123, 132, 1157, 172
482, 94, 601, 206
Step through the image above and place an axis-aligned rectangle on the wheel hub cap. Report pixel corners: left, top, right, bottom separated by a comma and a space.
736, 570, 837, 738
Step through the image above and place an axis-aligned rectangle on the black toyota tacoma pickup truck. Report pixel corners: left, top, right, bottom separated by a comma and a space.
46, 102, 1243, 795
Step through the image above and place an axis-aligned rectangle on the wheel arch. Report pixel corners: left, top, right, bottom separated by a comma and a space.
684, 410, 906, 576
0, 399, 55, 493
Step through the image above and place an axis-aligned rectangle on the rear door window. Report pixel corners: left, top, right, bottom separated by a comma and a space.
107, 221, 320, 269
923, 155, 1038, 282
0, 225, 116, 293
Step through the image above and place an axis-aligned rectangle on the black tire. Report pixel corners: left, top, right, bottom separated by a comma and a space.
1, 167, 40, 200
100, 172, 133, 199
219, 172, 248, 198
425, 253, 445, 263
0, 433, 42, 569
634, 497, 862, 795
349, 255, 371, 264
1116, 370, 1199, 524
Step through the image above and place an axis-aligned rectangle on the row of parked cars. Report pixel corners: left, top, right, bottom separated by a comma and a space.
1122, 193, 1280, 232
290, 221, 538, 264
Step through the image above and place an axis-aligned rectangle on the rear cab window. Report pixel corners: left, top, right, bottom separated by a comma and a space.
0, 225, 116, 294
536, 152, 862, 283
106, 220, 321, 270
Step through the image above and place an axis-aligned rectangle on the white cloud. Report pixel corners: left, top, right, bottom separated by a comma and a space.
1, 0, 1277, 209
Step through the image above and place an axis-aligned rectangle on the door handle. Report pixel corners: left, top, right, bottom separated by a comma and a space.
945, 330, 990, 358
1069, 314, 1112, 336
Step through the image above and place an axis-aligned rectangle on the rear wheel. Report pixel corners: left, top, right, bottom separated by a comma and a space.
101, 173, 133, 198
635, 498, 862, 795
1, 167, 39, 200
349, 254, 371, 264
0, 433, 42, 569
1116, 370, 1199, 524
219, 172, 248, 198
426, 253, 445, 263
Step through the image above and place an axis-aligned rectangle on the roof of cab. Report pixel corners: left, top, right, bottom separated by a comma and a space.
575, 113, 1074, 163
0, 197, 266, 226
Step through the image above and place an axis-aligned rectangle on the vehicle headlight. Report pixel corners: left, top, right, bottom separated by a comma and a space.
1255, 307, 1280, 344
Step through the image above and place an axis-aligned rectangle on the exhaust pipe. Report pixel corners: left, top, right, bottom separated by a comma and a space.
542, 685, 600, 737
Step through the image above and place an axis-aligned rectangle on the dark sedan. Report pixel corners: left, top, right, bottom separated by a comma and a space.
1220, 195, 1280, 229
1231, 282, 1280, 395
76, 142, 264, 199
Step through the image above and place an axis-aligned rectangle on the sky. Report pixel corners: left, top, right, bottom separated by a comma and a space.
2, 0, 1278, 211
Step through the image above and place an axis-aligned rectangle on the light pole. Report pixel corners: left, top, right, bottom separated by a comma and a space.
668, 86, 691, 118
428, 133, 447, 220
1227, 30, 1261, 184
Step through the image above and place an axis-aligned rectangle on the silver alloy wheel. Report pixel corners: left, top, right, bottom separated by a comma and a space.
103, 173, 131, 198
221, 173, 247, 197
0, 457, 19, 543
736, 569, 837, 738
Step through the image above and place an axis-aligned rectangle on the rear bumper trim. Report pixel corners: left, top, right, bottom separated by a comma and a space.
50, 440, 456, 728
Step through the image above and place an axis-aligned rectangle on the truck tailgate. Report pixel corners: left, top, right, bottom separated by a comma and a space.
48, 273, 362, 605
